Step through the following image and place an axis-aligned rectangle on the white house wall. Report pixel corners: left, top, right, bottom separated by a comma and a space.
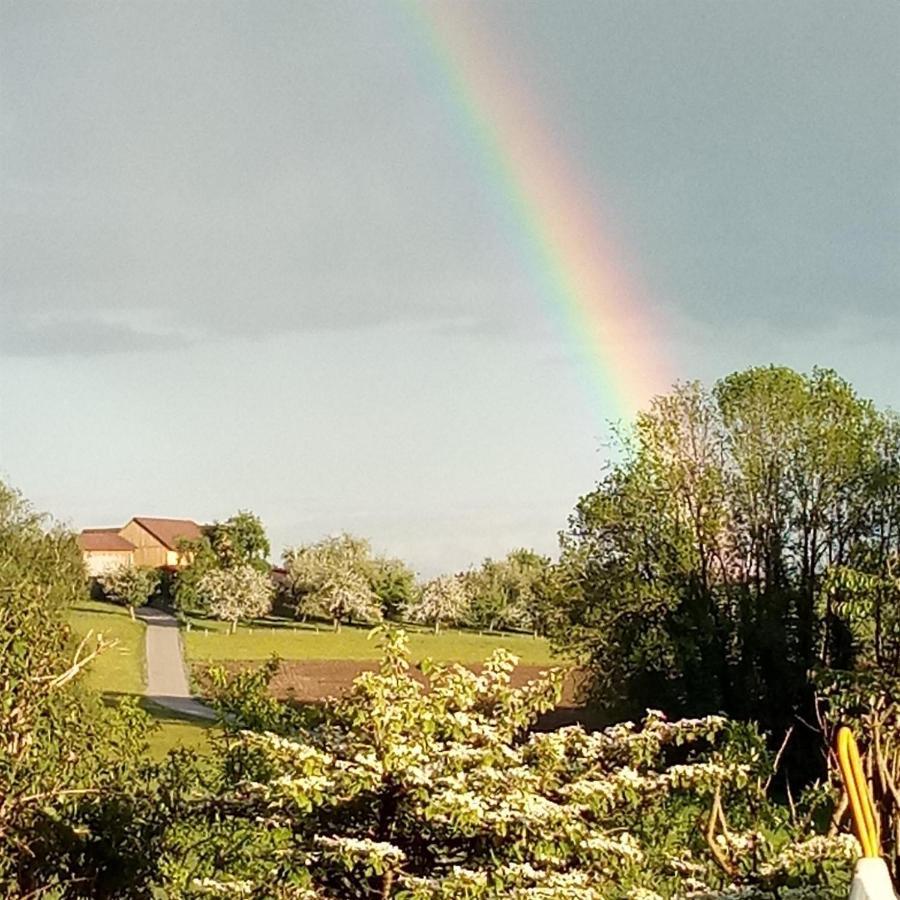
85, 551, 133, 577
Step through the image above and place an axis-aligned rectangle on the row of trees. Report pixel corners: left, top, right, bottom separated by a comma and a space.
7, 362, 900, 894
99, 519, 562, 636
97, 365, 900, 758
281, 534, 560, 634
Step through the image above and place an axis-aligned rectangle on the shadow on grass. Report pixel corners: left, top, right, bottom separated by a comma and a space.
183, 615, 548, 641
100, 690, 219, 728
70, 601, 133, 619
184, 613, 324, 633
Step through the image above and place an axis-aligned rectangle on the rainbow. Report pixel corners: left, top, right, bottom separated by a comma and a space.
401, 2, 672, 420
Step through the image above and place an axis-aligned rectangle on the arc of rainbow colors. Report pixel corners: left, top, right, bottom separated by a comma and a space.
401, 2, 672, 420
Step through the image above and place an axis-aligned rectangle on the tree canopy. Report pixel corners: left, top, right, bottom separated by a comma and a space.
553, 367, 897, 747
208, 510, 271, 570
199, 563, 275, 633
99, 563, 160, 619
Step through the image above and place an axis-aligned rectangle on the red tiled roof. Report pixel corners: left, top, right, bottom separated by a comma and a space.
131, 517, 203, 550
78, 529, 135, 552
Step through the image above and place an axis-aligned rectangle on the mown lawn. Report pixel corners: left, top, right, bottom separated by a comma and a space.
69, 599, 217, 758
143, 706, 217, 759
183, 615, 561, 666
68, 599, 145, 695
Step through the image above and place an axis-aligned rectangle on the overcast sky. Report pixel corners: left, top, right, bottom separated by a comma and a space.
2, 1, 898, 574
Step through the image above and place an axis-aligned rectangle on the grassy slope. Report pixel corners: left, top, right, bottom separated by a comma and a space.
69, 599, 146, 694
184, 616, 560, 666
69, 599, 215, 758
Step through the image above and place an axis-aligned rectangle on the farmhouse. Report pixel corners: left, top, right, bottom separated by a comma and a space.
77, 529, 135, 577
119, 517, 204, 568
79, 516, 203, 573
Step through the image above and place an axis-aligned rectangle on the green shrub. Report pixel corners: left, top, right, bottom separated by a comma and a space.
0, 481, 157, 896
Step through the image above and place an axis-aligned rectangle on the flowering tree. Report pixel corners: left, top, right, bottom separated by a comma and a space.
408, 574, 469, 633
171, 631, 857, 898
283, 533, 383, 631
99, 563, 160, 619
198, 564, 273, 633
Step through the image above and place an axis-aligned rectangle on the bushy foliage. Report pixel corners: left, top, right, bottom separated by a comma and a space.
199, 564, 275, 633
173, 534, 221, 611
370, 555, 419, 621
173, 510, 271, 612
209, 510, 271, 571
99, 562, 160, 618
0, 481, 154, 895
464, 550, 561, 635
162, 632, 854, 898
407, 574, 469, 633
813, 545, 900, 870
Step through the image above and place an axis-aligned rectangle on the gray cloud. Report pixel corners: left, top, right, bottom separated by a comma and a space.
0, 315, 192, 357
1, 1, 537, 356
4, 1, 897, 360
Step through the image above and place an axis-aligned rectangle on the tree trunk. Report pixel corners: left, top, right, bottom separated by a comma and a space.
434, 620, 440, 635
230, 619, 237, 635
129, 605, 135, 621
333, 618, 341, 633
377, 783, 399, 898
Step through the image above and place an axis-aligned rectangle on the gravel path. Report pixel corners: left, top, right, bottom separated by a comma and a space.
136, 607, 217, 720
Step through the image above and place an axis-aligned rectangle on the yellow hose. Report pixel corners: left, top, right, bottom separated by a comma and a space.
837, 726, 880, 858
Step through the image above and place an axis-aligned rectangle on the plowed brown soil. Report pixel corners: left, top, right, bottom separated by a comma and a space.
193, 659, 606, 730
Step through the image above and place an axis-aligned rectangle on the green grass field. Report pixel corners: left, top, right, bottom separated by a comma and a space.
68, 599, 146, 694
184, 615, 561, 666
67, 602, 562, 757
143, 705, 217, 758
69, 600, 216, 758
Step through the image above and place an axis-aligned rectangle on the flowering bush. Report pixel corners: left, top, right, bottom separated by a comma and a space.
161, 631, 856, 898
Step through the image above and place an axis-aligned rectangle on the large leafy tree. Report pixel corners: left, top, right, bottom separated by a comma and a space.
464, 549, 560, 634
209, 510, 271, 570
556, 367, 887, 737
462, 558, 509, 631
172, 534, 220, 611
370, 555, 418, 621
